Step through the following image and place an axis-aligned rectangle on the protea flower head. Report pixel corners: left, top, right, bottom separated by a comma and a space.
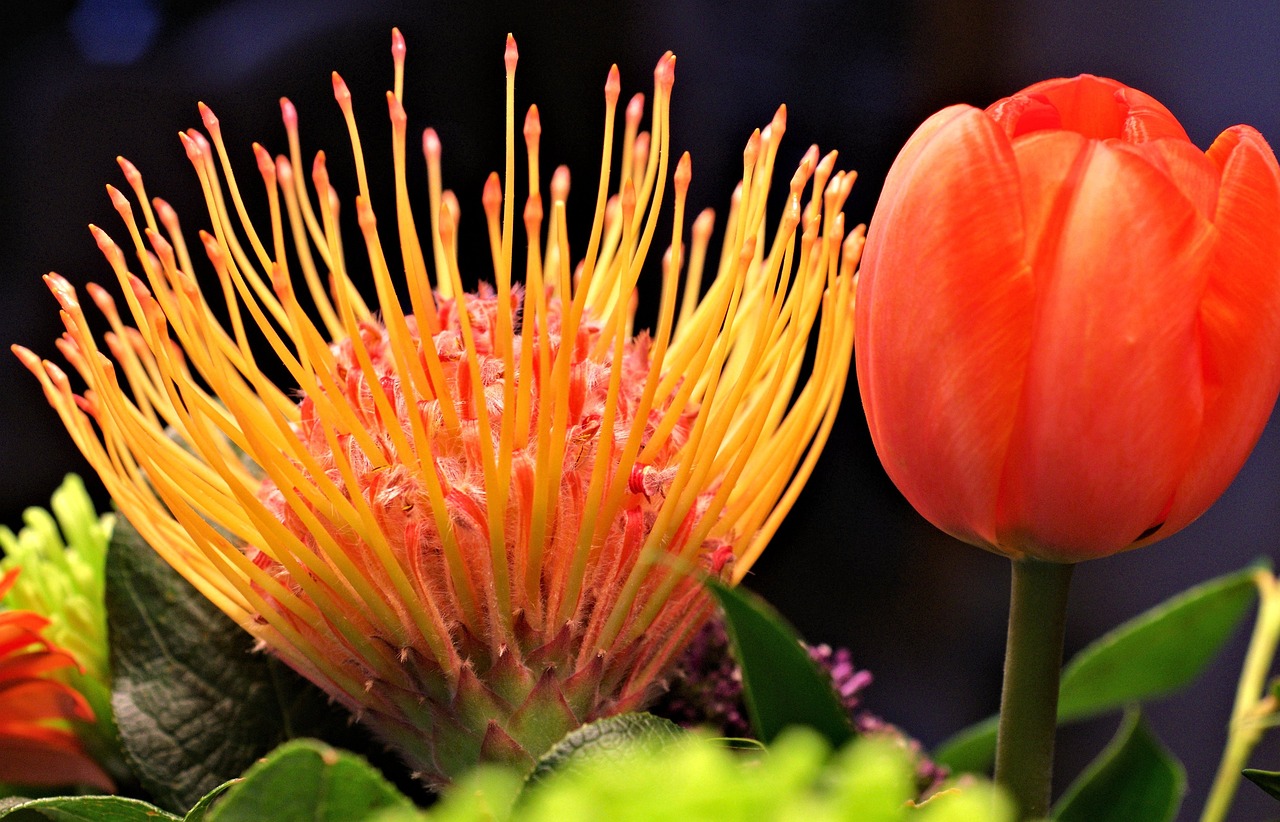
0, 569, 114, 791
0, 474, 115, 759
16, 30, 858, 784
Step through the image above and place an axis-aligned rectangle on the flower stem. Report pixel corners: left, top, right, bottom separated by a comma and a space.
1200, 570, 1280, 822
995, 558, 1074, 820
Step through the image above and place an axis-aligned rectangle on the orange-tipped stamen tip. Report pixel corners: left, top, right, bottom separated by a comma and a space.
43, 273, 77, 308
772, 104, 787, 132
280, 97, 297, 128
523, 105, 541, 141
504, 34, 518, 71
387, 92, 406, 127
332, 72, 351, 106
438, 201, 456, 244
188, 129, 211, 154
198, 101, 219, 132
106, 185, 129, 210
391, 27, 405, 60
116, 156, 141, 181
12, 344, 41, 371
423, 128, 440, 160
675, 152, 691, 193
744, 130, 761, 166
551, 165, 570, 203
626, 93, 644, 125
482, 172, 502, 213
621, 178, 637, 217
655, 53, 675, 88
85, 281, 113, 308
252, 143, 274, 175
693, 207, 715, 237
178, 131, 200, 162
605, 65, 620, 103
817, 149, 838, 178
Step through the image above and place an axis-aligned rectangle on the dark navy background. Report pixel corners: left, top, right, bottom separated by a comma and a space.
2, 2, 1278, 819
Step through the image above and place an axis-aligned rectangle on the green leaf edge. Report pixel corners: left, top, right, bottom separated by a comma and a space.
707, 580, 853, 747
0, 795, 180, 822
1053, 709, 1185, 822
935, 560, 1268, 771
1243, 768, 1280, 802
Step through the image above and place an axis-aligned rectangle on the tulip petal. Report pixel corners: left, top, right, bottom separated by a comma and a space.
1117, 138, 1221, 222
1159, 126, 1280, 538
858, 104, 1032, 549
1000, 75, 1188, 143
997, 136, 1214, 559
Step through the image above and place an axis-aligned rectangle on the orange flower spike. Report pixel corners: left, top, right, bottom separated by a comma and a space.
17, 31, 856, 784
857, 74, 1280, 563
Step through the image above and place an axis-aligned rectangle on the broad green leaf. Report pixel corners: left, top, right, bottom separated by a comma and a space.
1054, 710, 1185, 822
0, 796, 179, 821
1057, 562, 1264, 718
930, 715, 1000, 774
935, 562, 1265, 771
1243, 768, 1280, 802
708, 581, 853, 746
105, 518, 356, 813
528, 713, 684, 783
203, 739, 410, 822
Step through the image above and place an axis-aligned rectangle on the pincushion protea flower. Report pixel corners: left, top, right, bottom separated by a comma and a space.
16, 30, 858, 784
0, 570, 114, 791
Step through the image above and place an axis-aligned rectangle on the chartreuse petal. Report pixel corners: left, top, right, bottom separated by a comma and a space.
936, 561, 1265, 771
1054, 710, 1184, 822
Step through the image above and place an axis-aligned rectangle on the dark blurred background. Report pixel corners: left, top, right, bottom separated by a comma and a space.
2, 1, 1278, 819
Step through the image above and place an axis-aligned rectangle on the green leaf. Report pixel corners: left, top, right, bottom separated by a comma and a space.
183, 782, 237, 822
0, 796, 179, 821
1243, 769, 1280, 802
203, 740, 411, 822
105, 517, 355, 813
707, 581, 853, 746
528, 712, 684, 783
1054, 710, 1185, 822
935, 562, 1265, 771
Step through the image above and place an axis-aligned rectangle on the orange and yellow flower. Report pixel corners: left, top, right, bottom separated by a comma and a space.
17, 31, 857, 781
0, 569, 114, 791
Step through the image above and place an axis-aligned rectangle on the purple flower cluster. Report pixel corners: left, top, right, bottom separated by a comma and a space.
651, 617, 948, 795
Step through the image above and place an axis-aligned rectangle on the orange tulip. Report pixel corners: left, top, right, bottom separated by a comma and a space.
856, 74, 1280, 563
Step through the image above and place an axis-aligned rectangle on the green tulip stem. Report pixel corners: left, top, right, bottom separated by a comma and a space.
994, 557, 1075, 820
1200, 569, 1280, 822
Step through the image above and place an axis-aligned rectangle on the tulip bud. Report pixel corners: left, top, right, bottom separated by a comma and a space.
856, 74, 1280, 562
